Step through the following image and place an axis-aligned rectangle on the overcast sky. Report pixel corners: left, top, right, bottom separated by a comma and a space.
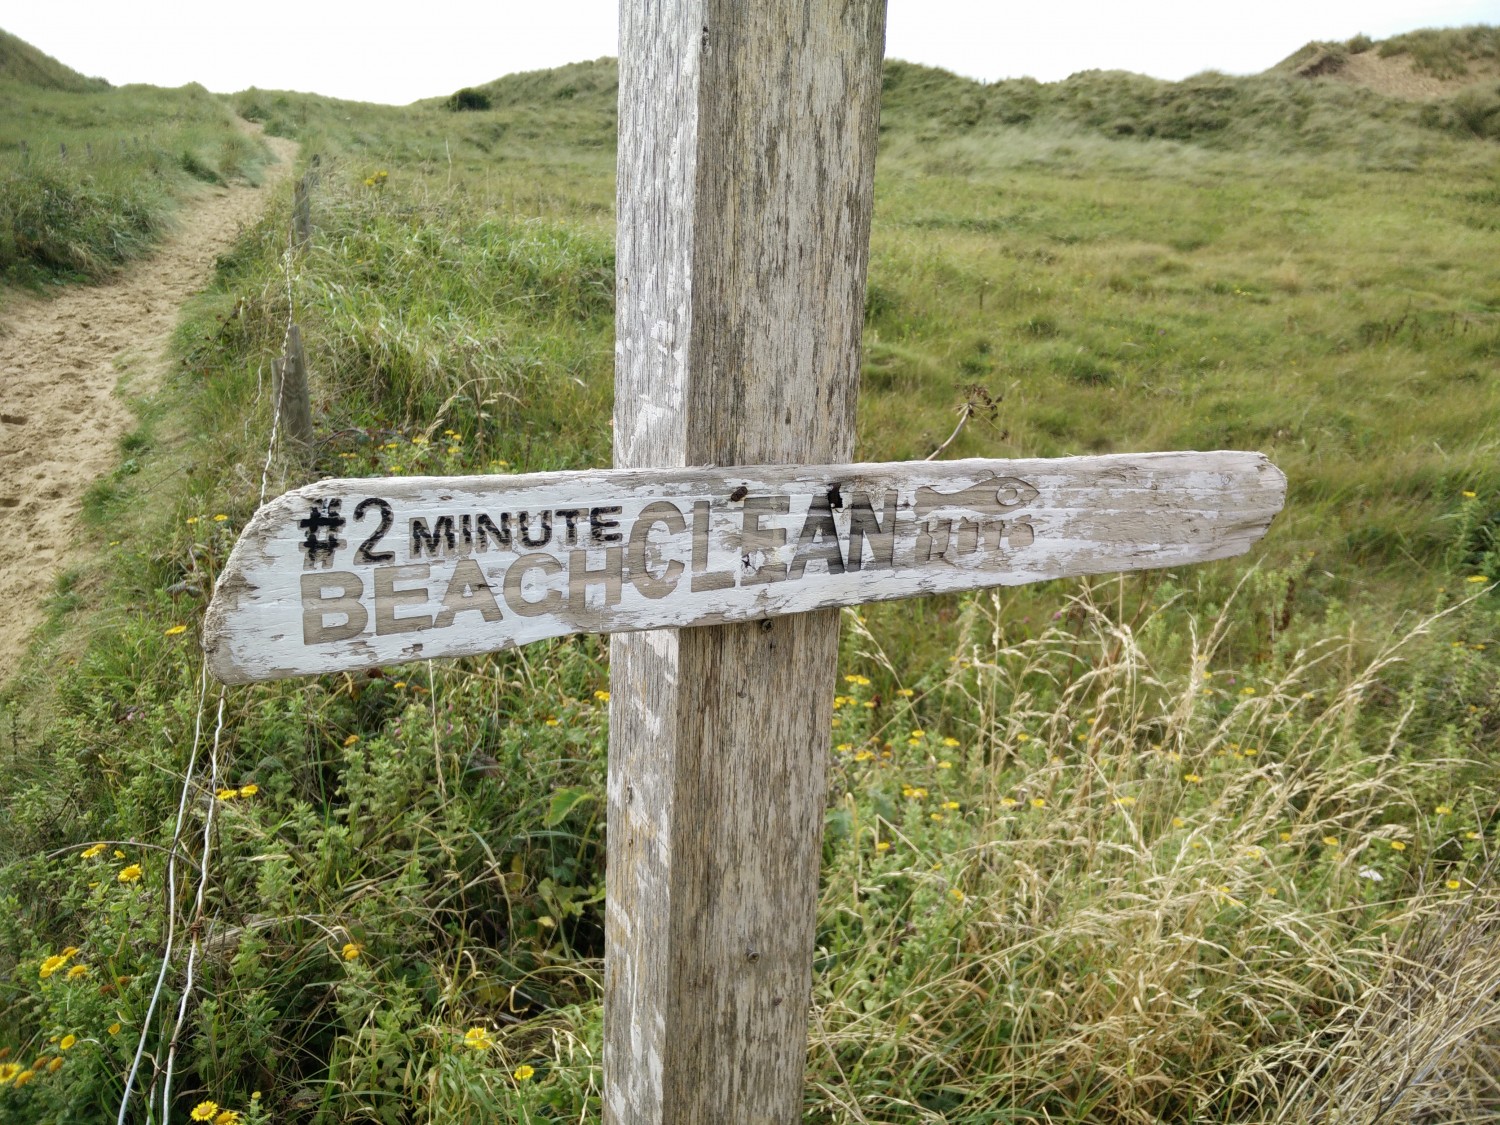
6, 0, 1499, 105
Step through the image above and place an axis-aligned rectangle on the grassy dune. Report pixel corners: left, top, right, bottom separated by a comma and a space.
0, 29, 270, 290
1, 28, 1499, 1125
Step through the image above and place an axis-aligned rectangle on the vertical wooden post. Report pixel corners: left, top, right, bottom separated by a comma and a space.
18, 140, 27, 164
272, 324, 314, 453
606, 2, 886, 1121
293, 175, 313, 250
58, 142, 67, 161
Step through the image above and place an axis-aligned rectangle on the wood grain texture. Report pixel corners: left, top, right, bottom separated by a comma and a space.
201, 452, 1286, 684
272, 323, 313, 451
607, 1, 886, 1121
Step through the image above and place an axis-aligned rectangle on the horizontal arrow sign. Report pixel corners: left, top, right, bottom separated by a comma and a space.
203, 451, 1286, 683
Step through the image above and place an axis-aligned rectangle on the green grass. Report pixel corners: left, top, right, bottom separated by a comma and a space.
1377, 24, 1500, 80
0, 29, 106, 92
0, 36, 270, 290
2, 24, 1500, 1125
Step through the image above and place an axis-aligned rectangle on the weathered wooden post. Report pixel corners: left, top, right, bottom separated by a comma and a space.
293, 174, 313, 250
272, 323, 314, 453
606, 2, 883, 1119
201, 4, 1288, 1119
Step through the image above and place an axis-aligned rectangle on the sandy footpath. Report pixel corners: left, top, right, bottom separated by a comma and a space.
0, 126, 298, 672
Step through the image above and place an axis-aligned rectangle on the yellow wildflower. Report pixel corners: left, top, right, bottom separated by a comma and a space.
1322, 836, 1339, 847
514, 1064, 536, 1081
1184, 773, 1202, 784
544, 717, 559, 726
930, 812, 944, 822
1389, 840, 1407, 852
108, 1023, 121, 1036
1435, 805, 1452, 815
1030, 797, 1046, 809
342, 942, 363, 961
937, 759, 952, 769
1113, 796, 1137, 808
1463, 490, 1477, 498
216, 788, 238, 801
66, 963, 89, 980
910, 729, 925, 738
942, 737, 960, 748
81, 843, 106, 859
1447, 879, 1462, 890
47, 1057, 62, 1072
895, 688, 914, 697
213, 514, 228, 522
215, 1112, 241, 1125
0, 1064, 17, 1084
238, 784, 259, 798
593, 690, 610, 702
463, 1026, 493, 1051
12, 1069, 35, 1088
190, 1102, 220, 1121
874, 841, 890, 852
118, 864, 143, 883
999, 797, 1018, 807
39, 954, 68, 979
1467, 575, 1489, 583
948, 888, 965, 902
59, 1035, 76, 1051
943, 801, 960, 810
164, 625, 188, 636
1172, 817, 1186, 828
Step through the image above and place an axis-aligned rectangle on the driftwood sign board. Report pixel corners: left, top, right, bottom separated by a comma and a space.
204, 451, 1285, 684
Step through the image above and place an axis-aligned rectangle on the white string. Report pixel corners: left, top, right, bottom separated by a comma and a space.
115, 664, 212, 1125
159, 688, 227, 1122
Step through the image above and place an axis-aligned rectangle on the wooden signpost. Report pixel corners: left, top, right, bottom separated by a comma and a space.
205, 453, 1283, 683
205, 2, 1286, 1121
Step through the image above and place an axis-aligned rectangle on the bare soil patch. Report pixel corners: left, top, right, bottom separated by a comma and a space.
1300, 50, 1500, 100
0, 125, 297, 672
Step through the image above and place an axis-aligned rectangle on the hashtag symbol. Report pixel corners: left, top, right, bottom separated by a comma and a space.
299, 499, 347, 569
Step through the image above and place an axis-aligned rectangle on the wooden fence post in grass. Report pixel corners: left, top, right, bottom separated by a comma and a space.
605, 2, 886, 1120
272, 323, 314, 453
18, 140, 27, 164
58, 142, 66, 161
293, 174, 313, 250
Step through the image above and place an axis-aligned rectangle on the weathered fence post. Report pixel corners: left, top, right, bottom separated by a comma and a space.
58, 142, 67, 161
272, 324, 314, 453
18, 140, 27, 164
292, 174, 313, 250
606, 2, 887, 1120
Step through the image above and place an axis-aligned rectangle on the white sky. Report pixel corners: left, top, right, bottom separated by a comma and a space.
5, 0, 1499, 105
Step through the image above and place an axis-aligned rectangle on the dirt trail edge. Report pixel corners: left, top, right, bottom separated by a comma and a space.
0, 125, 298, 673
